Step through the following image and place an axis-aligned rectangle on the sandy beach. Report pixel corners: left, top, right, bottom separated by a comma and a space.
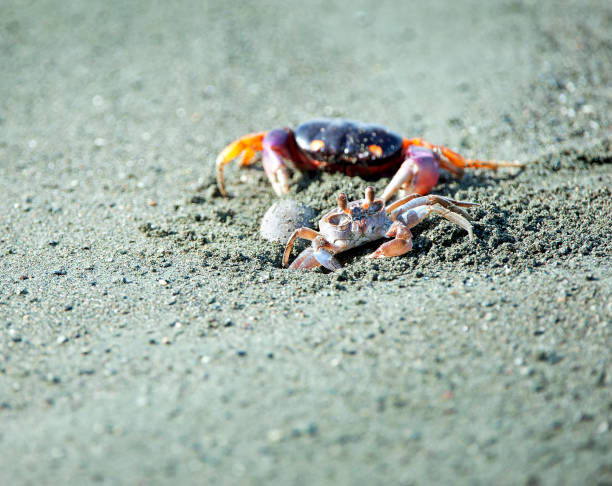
1, 1, 610, 484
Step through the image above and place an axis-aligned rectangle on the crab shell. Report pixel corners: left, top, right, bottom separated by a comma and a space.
318, 196, 390, 252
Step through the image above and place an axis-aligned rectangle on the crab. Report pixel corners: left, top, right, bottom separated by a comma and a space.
216, 118, 523, 202
282, 186, 477, 271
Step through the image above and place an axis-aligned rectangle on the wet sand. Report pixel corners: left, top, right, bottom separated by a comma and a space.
1, 1, 610, 484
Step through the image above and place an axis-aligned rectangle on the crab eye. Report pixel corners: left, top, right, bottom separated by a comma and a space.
337, 192, 348, 211
328, 213, 351, 227
361, 186, 375, 209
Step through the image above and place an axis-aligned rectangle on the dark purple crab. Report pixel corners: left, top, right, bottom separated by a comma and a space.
216, 118, 523, 202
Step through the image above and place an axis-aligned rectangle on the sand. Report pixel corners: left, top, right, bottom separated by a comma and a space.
1, 0, 610, 484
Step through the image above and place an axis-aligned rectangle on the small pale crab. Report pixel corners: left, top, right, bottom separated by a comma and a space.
282, 186, 477, 271
216, 118, 524, 202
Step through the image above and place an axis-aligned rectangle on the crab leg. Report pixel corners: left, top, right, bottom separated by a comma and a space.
385, 194, 477, 240
387, 194, 477, 221
282, 227, 321, 267
395, 199, 475, 240
406, 137, 525, 173
216, 132, 266, 197
368, 192, 476, 260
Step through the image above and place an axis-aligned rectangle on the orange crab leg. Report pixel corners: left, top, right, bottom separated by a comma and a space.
404, 138, 525, 175
215, 132, 266, 197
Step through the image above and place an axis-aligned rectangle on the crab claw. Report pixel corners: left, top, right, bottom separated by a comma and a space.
262, 148, 290, 196
288, 237, 342, 271
313, 248, 342, 271
312, 235, 342, 271
288, 248, 320, 270
288, 247, 340, 271
381, 146, 440, 202
262, 129, 293, 196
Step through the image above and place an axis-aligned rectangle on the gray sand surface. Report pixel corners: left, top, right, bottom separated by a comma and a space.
1, 1, 611, 484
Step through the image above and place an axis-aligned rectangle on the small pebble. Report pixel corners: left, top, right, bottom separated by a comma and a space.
267, 429, 283, 442
9, 330, 22, 343
47, 374, 61, 384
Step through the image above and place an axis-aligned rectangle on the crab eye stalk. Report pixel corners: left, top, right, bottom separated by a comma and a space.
365, 186, 375, 204
337, 192, 348, 211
